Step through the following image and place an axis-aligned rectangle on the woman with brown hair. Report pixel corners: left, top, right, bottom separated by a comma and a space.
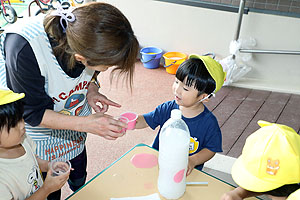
0, 2, 139, 199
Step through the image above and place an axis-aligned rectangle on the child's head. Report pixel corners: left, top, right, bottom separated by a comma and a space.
231, 120, 300, 199
44, 2, 139, 86
176, 55, 225, 95
175, 55, 225, 104
0, 89, 25, 148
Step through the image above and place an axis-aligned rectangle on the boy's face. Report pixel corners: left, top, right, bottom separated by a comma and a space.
172, 77, 204, 107
0, 119, 25, 148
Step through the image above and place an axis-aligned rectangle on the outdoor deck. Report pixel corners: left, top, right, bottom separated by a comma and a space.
207, 86, 300, 158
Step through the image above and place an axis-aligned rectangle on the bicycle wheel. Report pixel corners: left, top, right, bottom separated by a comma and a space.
61, 1, 70, 9
74, 0, 84, 4
39, 0, 53, 6
35, 8, 49, 16
2, 5, 17, 24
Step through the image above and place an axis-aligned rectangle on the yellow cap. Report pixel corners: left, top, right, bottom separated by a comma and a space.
189, 54, 226, 93
0, 89, 25, 105
232, 120, 300, 192
287, 189, 300, 200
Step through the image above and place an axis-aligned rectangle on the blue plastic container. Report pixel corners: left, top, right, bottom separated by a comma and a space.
140, 46, 163, 69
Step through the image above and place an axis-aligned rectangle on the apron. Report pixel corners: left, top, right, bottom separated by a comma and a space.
0, 15, 94, 161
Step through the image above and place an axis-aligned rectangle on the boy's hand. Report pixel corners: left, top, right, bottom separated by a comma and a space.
186, 149, 216, 176
42, 169, 70, 194
220, 187, 259, 200
186, 157, 197, 176
220, 191, 243, 200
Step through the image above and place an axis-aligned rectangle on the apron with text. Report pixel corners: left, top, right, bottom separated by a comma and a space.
0, 15, 94, 161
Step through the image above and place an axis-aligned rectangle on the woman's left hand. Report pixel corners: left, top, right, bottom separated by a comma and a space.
87, 83, 121, 113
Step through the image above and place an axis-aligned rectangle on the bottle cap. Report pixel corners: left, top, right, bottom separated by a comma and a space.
171, 109, 182, 119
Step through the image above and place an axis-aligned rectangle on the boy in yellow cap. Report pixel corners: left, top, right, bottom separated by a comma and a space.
221, 120, 300, 200
135, 54, 226, 175
0, 89, 69, 199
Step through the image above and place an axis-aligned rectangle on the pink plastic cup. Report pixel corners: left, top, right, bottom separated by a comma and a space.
120, 112, 138, 130
117, 116, 129, 133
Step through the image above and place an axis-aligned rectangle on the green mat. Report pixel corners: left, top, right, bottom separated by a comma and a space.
0, 4, 29, 28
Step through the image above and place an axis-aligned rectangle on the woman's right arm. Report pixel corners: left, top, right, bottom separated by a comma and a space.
5, 34, 126, 140
41, 109, 126, 140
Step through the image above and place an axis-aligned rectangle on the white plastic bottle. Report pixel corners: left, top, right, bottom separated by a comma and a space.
157, 109, 190, 199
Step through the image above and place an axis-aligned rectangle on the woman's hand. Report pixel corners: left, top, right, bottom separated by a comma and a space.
82, 112, 128, 140
87, 82, 121, 113
41, 110, 127, 140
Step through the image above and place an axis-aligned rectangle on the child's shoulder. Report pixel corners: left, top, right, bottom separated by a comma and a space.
193, 106, 218, 123
203, 105, 215, 116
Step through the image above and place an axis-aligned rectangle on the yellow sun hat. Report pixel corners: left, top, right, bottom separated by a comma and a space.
189, 54, 226, 93
231, 120, 300, 193
0, 89, 25, 105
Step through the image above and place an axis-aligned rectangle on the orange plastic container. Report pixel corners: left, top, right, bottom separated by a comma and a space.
163, 52, 187, 74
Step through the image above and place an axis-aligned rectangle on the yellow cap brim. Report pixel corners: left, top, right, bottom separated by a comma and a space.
0, 89, 25, 105
232, 155, 284, 192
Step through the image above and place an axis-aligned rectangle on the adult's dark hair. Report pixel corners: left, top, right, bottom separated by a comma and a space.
44, 2, 139, 87
0, 100, 24, 133
176, 58, 216, 96
264, 184, 300, 197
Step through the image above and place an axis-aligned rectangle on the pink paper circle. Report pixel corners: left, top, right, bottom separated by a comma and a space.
130, 153, 158, 168
144, 182, 155, 190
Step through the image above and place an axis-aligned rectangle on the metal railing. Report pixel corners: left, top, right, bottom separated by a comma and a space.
235, 0, 300, 56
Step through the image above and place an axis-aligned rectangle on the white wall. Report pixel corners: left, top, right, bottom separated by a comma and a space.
103, 0, 300, 94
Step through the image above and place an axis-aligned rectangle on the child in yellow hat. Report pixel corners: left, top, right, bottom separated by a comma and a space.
0, 89, 69, 199
134, 54, 226, 175
220, 120, 300, 200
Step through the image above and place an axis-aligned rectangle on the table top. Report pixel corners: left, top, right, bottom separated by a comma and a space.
67, 144, 260, 200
